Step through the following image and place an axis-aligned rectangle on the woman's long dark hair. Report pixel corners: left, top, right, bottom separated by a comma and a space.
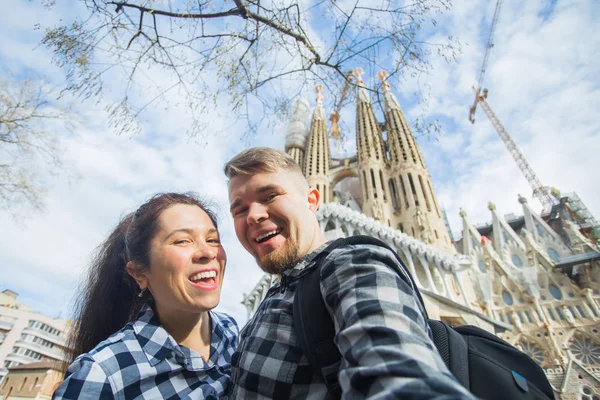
65, 192, 218, 367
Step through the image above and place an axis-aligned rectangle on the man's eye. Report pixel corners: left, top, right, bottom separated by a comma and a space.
207, 238, 221, 244
233, 207, 248, 216
264, 193, 278, 202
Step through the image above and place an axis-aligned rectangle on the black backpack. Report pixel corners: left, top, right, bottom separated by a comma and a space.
292, 235, 555, 400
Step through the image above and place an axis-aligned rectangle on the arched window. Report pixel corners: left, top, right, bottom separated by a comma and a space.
502, 290, 513, 305
408, 173, 419, 207
389, 179, 400, 211
370, 169, 377, 199
549, 284, 562, 300
478, 260, 486, 273
418, 175, 431, 212
511, 254, 523, 268
379, 170, 387, 202
547, 248, 560, 262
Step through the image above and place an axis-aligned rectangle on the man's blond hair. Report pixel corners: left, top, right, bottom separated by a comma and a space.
224, 147, 305, 181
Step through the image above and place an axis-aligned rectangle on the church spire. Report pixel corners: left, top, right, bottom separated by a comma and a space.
378, 69, 454, 254
304, 85, 331, 204
354, 68, 390, 224
284, 98, 310, 170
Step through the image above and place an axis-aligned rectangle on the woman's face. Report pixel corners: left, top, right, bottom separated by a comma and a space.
143, 204, 227, 316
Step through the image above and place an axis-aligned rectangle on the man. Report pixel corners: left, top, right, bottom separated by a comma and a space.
225, 147, 475, 399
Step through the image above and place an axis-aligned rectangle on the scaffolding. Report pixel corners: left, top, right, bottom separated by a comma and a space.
561, 192, 600, 243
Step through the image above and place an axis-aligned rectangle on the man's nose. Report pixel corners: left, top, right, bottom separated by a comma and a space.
247, 203, 268, 225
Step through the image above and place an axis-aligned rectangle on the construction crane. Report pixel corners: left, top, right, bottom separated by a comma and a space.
469, 0, 557, 211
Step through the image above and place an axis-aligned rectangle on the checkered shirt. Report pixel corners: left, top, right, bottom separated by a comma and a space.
230, 242, 477, 399
53, 304, 238, 400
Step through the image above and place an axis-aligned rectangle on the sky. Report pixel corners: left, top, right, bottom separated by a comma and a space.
0, 0, 598, 326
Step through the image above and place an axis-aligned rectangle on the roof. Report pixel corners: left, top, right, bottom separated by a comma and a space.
8, 361, 63, 371
554, 251, 600, 270
476, 216, 525, 236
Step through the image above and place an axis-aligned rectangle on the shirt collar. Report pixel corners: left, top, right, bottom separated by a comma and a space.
281, 241, 332, 278
132, 304, 180, 367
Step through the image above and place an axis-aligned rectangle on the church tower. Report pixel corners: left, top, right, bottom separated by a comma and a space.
284, 98, 311, 170
378, 70, 454, 253
304, 86, 332, 204
354, 69, 392, 224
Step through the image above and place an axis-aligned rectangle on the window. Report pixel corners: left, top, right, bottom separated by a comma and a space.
549, 284, 562, 300
511, 255, 523, 268
536, 224, 544, 237
418, 175, 431, 211
547, 248, 560, 262
399, 176, 409, 208
502, 291, 513, 305
408, 173, 419, 207
478, 260, 486, 273
520, 342, 544, 365
370, 169, 377, 199
569, 336, 600, 365
379, 170, 387, 202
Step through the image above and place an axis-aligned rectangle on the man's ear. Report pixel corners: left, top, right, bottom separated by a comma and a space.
307, 187, 321, 212
126, 261, 148, 291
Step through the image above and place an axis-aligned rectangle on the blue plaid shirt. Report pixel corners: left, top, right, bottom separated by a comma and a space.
231, 242, 476, 399
53, 305, 238, 399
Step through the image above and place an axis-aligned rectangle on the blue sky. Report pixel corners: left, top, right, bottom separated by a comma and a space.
1, 0, 599, 325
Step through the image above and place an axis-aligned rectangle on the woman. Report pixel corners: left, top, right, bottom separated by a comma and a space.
53, 193, 238, 399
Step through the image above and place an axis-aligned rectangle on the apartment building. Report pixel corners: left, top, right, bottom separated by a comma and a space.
0, 290, 69, 383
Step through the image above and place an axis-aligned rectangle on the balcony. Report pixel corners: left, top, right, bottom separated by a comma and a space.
22, 326, 67, 347
0, 320, 14, 330
5, 352, 36, 366
14, 339, 65, 361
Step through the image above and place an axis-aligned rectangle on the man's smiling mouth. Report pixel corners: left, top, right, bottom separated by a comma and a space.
255, 228, 282, 243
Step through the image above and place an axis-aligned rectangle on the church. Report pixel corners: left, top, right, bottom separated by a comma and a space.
242, 69, 600, 399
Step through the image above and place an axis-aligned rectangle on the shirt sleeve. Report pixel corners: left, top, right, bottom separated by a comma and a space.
319, 244, 476, 399
52, 356, 115, 400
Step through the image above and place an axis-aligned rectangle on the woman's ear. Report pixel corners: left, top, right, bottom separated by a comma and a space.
126, 261, 148, 290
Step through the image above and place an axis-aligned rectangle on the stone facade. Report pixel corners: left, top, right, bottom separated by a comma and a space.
243, 71, 600, 399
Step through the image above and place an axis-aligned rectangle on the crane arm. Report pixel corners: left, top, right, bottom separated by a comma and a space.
469, 0, 503, 123
478, 97, 556, 210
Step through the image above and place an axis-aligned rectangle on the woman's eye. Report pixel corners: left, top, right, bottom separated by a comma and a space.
207, 238, 221, 244
174, 239, 191, 245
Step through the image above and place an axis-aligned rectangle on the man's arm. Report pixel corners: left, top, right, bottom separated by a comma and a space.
319, 243, 476, 399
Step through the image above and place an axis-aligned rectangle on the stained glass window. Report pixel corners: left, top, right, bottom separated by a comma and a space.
569, 336, 600, 365
536, 224, 544, 237
521, 342, 544, 365
502, 291, 514, 306
478, 260, 486, 273
512, 254, 523, 268
549, 284, 562, 300
547, 248, 560, 262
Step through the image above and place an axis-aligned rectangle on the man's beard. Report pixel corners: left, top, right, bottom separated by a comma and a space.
257, 240, 301, 275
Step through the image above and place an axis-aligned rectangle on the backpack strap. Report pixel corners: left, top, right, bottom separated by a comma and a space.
293, 238, 345, 398
428, 319, 470, 390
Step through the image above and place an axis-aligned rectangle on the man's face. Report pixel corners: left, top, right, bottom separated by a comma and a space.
228, 170, 320, 274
